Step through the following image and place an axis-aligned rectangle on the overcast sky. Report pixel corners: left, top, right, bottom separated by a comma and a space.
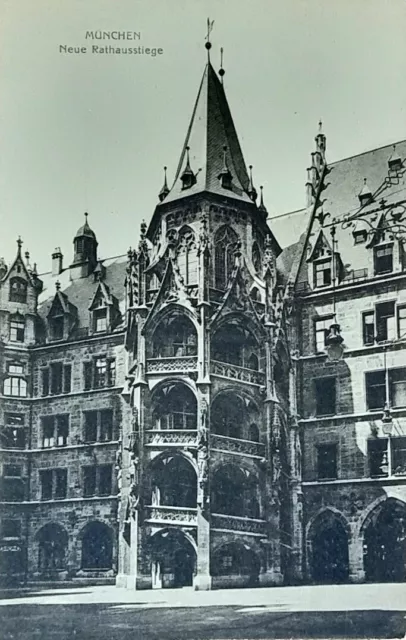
1, 0, 405, 270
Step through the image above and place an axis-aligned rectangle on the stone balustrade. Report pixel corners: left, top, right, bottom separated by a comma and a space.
210, 360, 265, 386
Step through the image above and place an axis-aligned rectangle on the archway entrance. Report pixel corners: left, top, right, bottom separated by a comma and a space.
37, 523, 68, 577
81, 522, 113, 570
150, 529, 196, 589
309, 512, 349, 583
364, 499, 406, 582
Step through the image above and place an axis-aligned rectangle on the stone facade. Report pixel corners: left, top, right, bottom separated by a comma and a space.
1, 48, 406, 589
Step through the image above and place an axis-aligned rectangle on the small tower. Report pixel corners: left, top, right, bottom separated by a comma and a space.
158, 166, 170, 202
71, 213, 98, 278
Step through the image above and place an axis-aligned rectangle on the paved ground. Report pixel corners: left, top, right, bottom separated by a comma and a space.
0, 582, 405, 639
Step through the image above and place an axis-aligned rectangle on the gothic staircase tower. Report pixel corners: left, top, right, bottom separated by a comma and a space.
117, 42, 289, 590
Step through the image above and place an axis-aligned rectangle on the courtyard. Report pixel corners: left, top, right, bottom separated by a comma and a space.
0, 582, 405, 639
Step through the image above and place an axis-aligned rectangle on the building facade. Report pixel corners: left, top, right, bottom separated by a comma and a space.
1, 47, 406, 589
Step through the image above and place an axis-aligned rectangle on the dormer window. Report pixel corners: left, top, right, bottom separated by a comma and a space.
50, 315, 64, 340
9, 277, 27, 303
353, 229, 367, 245
94, 307, 107, 333
314, 259, 332, 288
374, 244, 393, 276
9, 316, 25, 342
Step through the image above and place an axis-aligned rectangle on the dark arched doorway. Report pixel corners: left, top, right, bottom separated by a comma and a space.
364, 499, 406, 582
151, 383, 197, 431
37, 523, 68, 576
309, 512, 349, 583
150, 529, 196, 589
81, 522, 113, 570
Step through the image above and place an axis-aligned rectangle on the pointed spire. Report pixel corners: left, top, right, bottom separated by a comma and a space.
258, 186, 268, 214
218, 146, 232, 189
358, 177, 373, 206
158, 166, 170, 202
247, 165, 258, 202
219, 47, 225, 83
180, 146, 196, 190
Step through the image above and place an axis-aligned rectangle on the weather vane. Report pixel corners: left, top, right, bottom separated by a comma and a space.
205, 18, 214, 59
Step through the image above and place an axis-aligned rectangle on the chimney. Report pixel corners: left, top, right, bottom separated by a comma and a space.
52, 247, 63, 276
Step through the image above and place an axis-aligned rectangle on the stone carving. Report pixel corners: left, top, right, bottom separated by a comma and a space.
211, 513, 266, 535
145, 431, 197, 446
125, 248, 139, 308
210, 434, 264, 458
197, 398, 209, 511
210, 360, 265, 385
147, 507, 197, 525
146, 356, 198, 373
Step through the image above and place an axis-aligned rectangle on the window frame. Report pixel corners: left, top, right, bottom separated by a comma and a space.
313, 258, 332, 288
314, 376, 337, 416
373, 243, 394, 276
314, 315, 334, 354
9, 316, 25, 343
316, 443, 338, 480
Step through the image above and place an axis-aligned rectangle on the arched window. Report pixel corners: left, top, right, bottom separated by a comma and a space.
152, 383, 197, 430
152, 315, 197, 358
214, 226, 238, 290
250, 287, 260, 302
252, 242, 262, 274
9, 277, 27, 303
177, 227, 198, 286
81, 522, 113, 570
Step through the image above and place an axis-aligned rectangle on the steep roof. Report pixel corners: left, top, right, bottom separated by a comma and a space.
37, 255, 127, 338
296, 139, 406, 286
163, 62, 252, 205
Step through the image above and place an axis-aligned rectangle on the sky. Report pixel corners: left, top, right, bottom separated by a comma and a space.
0, 0, 405, 271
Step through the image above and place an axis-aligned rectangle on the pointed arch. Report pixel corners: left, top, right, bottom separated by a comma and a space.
176, 226, 198, 286
214, 225, 238, 289
306, 508, 350, 583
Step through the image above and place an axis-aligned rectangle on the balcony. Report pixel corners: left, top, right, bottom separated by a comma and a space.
145, 505, 197, 526
211, 513, 266, 536
146, 356, 198, 374
210, 360, 265, 386
145, 430, 198, 447
210, 434, 265, 459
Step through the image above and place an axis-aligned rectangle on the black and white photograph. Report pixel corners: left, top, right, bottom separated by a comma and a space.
0, 1, 406, 638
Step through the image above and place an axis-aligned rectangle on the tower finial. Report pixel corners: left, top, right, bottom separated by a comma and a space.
318, 119, 323, 134
259, 185, 268, 214
247, 165, 258, 202
219, 47, 225, 83
159, 166, 170, 202
17, 236, 23, 255
205, 18, 214, 60
84, 212, 89, 224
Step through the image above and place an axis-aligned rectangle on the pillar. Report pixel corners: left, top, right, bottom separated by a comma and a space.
348, 527, 365, 583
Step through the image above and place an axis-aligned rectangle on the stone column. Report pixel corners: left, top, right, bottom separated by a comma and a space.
194, 387, 211, 590
348, 527, 365, 583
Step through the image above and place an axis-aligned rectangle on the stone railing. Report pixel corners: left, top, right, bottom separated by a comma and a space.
210, 434, 265, 458
145, 505, 197, 526
146, 356, 198, 374
145, 430, 198, 447
210, 360, 265, 386
211, 513, 266, 536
